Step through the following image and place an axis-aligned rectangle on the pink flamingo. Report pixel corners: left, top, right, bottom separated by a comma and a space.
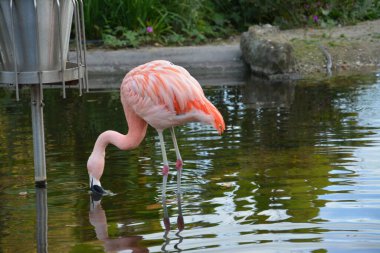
87, 60, 225, 196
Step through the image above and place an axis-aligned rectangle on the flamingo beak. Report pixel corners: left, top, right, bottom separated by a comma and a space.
90, 175, 105, 196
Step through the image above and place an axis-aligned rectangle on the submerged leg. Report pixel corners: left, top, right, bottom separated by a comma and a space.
162, 196, 170, 232
170, 127, 183, 192
176, 192, 184, 231
158, 130, 170, 198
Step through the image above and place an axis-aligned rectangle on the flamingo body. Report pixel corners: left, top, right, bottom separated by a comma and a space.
87, 60, 225, 196
121, 60, 224, 133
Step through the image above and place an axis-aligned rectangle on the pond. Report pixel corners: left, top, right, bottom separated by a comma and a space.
1, 71, 380, 252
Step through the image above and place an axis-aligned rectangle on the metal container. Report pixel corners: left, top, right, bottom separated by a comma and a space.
0, 0, 88, 92
0, 0, 88, 186
0, 0, 73, 71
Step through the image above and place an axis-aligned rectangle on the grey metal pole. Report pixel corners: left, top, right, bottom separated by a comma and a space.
31, 84, 47, 187
9, 0, 19, 101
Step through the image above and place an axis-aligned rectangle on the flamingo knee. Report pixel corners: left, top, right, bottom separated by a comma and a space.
176, 159, 183, 170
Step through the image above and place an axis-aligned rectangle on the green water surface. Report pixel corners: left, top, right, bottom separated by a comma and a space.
1, 73, 380, 252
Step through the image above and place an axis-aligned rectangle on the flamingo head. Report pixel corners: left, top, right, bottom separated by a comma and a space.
87, 152, 106, 195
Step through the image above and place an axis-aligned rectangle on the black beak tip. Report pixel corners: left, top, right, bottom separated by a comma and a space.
91, 185, 105, 196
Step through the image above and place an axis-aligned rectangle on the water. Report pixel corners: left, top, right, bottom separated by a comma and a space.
1, 72, 380, 252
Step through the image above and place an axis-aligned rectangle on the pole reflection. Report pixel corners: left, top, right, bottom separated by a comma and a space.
36, 187, 48, 253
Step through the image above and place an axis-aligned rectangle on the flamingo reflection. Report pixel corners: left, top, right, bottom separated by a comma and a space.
89, 196, 148, 253
89, 194, 184, 252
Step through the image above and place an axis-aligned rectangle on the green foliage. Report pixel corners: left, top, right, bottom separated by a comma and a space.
216, 0, 380, 29
83, 0, 380, 48
102, 27, 141, 48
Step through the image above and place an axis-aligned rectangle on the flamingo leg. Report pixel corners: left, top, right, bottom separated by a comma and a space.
170, 127, 183, 193
158, 131, 169, 198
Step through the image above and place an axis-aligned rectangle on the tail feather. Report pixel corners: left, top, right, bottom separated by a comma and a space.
174, 96, 225, 135
204, 99, 225, 135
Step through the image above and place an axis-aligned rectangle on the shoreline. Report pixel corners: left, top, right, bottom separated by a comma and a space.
73, 19, 380, 83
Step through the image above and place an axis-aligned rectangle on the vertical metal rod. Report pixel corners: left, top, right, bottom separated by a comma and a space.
31, 84, 46, 186
56, 0, 66, 98
36, 187, 48, 253
79, 0, 89, 91
74, 0, 84, 90
72, 0, 82, 95
34, 0, 43, 102
32, 0, 46, 186
9, 0, 19, 100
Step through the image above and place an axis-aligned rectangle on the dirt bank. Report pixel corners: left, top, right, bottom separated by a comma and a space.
280, 19, 380, 77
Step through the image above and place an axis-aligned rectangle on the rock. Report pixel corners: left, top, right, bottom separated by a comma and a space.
240, 25, 297, 79
19, 191, 28, 196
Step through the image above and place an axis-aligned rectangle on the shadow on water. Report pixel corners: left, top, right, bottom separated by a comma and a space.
1, 71, 380, 252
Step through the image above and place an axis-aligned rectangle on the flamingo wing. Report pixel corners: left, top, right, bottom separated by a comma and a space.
121, 60, 225, 134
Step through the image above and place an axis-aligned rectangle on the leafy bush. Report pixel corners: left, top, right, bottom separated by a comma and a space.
83, 0, 380, 48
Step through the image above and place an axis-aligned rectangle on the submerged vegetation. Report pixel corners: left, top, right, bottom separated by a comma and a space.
83, 0, 380, 48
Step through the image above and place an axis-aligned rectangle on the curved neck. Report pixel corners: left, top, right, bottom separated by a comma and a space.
92, 127, 147, 155
93, 101, 149, 155
88, 103, 148, 182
